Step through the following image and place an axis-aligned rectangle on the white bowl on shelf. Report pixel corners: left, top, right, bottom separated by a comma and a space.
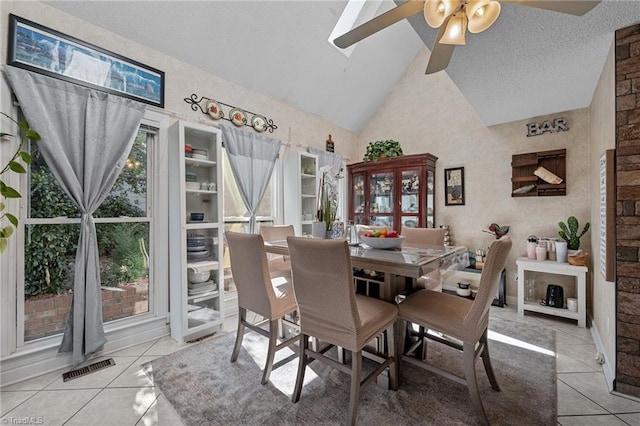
361, 236, 405, 250
188, 270, 211, 283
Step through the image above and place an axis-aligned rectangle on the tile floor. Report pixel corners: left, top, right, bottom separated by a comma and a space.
2, 306, 640, 425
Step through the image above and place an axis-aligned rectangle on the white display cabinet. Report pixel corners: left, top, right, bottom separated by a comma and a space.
284, 151, 318, 236
168, 120, 224, 343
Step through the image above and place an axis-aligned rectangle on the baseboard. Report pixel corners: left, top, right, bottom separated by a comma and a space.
589, 313, 615, 392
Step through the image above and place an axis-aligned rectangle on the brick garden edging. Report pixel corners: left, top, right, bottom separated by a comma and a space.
24, 283, 148, 341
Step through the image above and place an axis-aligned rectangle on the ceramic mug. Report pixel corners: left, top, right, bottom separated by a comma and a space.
535, 245, 547, 261
555, 241, 568, 263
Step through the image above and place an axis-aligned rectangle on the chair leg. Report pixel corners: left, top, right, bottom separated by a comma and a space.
419, 325, 428, 360
231, 307, 246, 363
387, 324, 399, 391
480, 329, 500, 391
348, 350, 362, 426
463, 341, 489, 426
261, 319, 279, 385
292, 334, 308, 403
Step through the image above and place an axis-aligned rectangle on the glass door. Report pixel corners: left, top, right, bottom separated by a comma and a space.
400, 168, 420, 231
351, 173, 366, 225
369, 171, 394, 228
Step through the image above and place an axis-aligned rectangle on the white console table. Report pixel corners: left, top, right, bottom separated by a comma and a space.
516, 257, 587, 328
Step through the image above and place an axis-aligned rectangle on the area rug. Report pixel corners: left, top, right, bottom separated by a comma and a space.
143, 317, 556, 425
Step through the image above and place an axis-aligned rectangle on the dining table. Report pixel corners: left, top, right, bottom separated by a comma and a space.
264, 239, 470, 303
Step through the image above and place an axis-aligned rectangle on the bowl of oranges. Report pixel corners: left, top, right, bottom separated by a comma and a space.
361, 228, 404, 250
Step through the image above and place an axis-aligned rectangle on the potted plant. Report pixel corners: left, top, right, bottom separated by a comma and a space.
558, 216, 590, 252
1, 112, 41, 253
363, 139, 403, 162
314, 168, 339, 237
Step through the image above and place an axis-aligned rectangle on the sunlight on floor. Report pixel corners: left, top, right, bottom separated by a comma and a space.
488, 330, 556, 357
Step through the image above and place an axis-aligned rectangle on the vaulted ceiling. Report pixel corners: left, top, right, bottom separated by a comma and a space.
44, 1, 640, 132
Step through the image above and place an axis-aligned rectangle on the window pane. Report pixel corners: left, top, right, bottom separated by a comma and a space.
97, 222, 150, 321
222, 149, 272, 218
29, 146, 79, 219
94, 130, 149, 218
24, 223, 79, 341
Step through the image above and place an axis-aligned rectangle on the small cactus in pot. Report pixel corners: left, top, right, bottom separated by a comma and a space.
558, 216, 590, 250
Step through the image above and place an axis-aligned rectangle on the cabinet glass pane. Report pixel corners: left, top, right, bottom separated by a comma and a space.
369, 216, 393, 228
427, 170, 434, 228
401, 169, 420, 214
369, 172, 393, 214
401, 216, 419, 229
353, 174, 365, 214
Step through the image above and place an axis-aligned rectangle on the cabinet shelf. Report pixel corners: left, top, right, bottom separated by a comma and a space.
186, 189, 218, 195
186, 223, 219, 230
187, 290, 220, 303
185, 158, 217, 167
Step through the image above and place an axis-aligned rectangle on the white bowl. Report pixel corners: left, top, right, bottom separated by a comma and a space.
361, 236, 405, 250
188, 270, 211, 283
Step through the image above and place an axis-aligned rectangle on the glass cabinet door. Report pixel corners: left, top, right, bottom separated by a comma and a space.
369, 171, 394, 226
351, 173, 365, 225
426, 169, 435, 228
400, 169, 420, 230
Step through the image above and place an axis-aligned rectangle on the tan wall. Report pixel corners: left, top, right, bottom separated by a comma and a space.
359, 47, 592, 300
0, 1, 358, 162
589, 39, 617, 374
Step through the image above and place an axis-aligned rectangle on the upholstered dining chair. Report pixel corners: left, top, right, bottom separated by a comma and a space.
287, 237, 399, 426
259, 224, 295, 278
401, 227, 446, 291
397, 236, 512, 426
225, 231, 299, 385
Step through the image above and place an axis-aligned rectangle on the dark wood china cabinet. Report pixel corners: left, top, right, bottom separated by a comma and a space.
347, 153, 438, 232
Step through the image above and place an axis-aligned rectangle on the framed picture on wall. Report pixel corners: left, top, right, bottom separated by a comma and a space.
445, 167, 465, 206
7, 14, 165, 108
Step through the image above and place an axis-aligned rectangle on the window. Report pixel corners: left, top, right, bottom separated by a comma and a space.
22, 126, 155, 342
221, 148, 277, 294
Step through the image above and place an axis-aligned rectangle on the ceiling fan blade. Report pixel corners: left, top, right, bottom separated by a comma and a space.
504, 1, 601, 16
425, 19, 456, 74
333, 0, 425, 48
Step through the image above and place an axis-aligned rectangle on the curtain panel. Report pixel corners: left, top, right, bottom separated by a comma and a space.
220, 124, 281, 233
6, 66, 146, 364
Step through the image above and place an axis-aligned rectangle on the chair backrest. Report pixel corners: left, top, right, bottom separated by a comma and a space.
259, 224, 295, 242
466, 236, 512, 327
287, 237, 361, 349
225, 231, 277, 317
401, 227, 446, 246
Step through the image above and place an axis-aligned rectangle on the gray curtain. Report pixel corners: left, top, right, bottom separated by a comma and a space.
308, 146, 344, 178
6, 67, 146, 364
220, 124, 281, 233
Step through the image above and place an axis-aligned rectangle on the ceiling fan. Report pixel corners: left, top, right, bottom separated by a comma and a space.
334, 0, 601, 74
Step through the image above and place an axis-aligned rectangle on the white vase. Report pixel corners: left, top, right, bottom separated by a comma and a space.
555, 241, 568, 263
311, 222, 326, 238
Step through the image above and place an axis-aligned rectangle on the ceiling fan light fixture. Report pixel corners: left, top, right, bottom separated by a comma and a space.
438, 12, 467, 45
466, 0, 501, 34
424, 0, 460, 28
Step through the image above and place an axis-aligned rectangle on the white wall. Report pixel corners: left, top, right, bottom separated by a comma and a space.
358, 47, 592, 300
588, 38, 617, 384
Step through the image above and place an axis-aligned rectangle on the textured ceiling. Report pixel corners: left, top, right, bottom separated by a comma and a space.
43, 1, 640, 132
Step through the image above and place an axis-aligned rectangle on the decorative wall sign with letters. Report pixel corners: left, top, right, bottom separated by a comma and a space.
526, 118, 569, 137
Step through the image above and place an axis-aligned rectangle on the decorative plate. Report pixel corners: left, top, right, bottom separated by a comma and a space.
206, 99, 222, 120
251, 114, 268, 132
229, 108, 247, 126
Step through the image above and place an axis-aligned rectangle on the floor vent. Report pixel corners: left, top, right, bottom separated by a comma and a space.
62, 358, 116, 382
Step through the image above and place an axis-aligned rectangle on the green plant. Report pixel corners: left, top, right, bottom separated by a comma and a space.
558, 216, 590, 250
363, 139, 403, 162
316, 173, 338, 232
0, 112, 41, 252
